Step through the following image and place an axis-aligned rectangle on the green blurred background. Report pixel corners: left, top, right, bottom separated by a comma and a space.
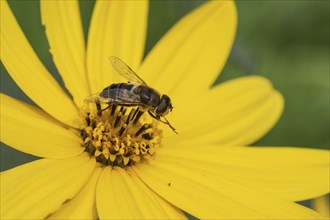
1, 0, 329, 172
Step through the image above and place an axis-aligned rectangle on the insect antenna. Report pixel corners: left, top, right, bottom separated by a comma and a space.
147, 111, 178, 134
163, 117, 178, 134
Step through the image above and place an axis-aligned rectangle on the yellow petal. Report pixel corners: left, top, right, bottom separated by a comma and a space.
312, 195, 330, 218
40, 0, 89, 107
87, 0, 148, 93
48, 167, 102, 220
159, 144, 330, 201
133, 159, 325, 219
96, 166, 186, 219
0, 93, 84, 158
139, 1, 237, 100
0, 154, 96, 219
163, 76, 283, 146
0, 1, 79, 128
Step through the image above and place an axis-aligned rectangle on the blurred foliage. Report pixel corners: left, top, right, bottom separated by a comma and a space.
220, 1, 329, 149
1, 0, 329, 171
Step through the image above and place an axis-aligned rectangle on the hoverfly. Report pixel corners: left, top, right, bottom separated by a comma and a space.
86, 56, 177, 134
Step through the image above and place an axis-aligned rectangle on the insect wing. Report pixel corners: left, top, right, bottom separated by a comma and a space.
102, 86, 143, 106
110, 56, 147, 85
84, 94, 110, 104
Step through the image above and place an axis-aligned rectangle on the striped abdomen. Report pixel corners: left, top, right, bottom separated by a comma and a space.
100, 83, 161, 108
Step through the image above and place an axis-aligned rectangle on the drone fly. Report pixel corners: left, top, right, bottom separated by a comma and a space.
86, 56, 177, 134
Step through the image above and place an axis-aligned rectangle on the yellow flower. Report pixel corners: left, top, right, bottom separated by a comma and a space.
1, 0, 329, 219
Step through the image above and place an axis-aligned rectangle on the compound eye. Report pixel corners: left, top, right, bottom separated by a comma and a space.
155, 96, 171, 116
155, 102, 168, 116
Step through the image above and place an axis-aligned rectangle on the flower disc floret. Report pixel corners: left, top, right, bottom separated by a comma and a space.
81, 103, 162, 167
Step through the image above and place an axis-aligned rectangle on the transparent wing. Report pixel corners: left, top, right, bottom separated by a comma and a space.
85, 91, 142, 106
104, 87, 144, 106
110, 56, 147, 85
84, 94, 110, 104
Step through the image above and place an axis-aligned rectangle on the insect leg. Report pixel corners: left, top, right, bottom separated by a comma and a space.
148, 111, 160, 120
94, 99, 112, 116
102, 105, 111, 112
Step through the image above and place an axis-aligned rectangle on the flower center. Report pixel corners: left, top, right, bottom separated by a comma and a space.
80, 102, 162, 167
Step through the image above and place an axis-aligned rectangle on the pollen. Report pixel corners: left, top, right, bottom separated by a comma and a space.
80, 103, 162, 167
